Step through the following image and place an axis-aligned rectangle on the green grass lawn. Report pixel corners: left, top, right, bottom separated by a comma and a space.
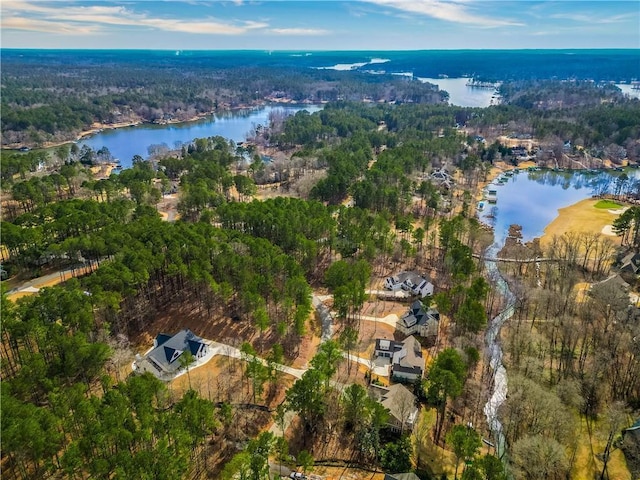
594, 200, 622, 209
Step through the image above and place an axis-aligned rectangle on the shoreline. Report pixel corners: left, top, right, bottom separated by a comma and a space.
1, 98, 323, 152
538, 197, 624, 247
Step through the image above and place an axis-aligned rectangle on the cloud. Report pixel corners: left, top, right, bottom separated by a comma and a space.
1, 0, 269, 35
243, 20, 269, 29
550, 12, 637, 24
365, 0, 523, 27
270, 28, 331, 35
1, 16, 100, 35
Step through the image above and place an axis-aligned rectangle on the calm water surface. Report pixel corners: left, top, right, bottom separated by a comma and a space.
480, 169, 640, 245
78, 104, 321, 168
417, 77, 498, 108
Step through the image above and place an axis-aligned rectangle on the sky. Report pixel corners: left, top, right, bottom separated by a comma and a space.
2, 0, 639, 50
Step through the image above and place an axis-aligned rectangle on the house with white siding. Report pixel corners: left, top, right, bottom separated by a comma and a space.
384, 271, 434, 298
135, 329, 209, 379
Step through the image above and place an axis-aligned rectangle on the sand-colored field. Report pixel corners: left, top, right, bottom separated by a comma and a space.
6, 265, 96, 302
540, 198, 625, 247
497, 136, 539, 150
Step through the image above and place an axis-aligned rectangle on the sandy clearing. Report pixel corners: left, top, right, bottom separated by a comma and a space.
540, 198, 623, 247
601, 225, 616, 236
607, 207, 629, 215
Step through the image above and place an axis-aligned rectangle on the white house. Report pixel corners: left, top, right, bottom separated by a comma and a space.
384, 271, 434, 298
375, 338, 402, 360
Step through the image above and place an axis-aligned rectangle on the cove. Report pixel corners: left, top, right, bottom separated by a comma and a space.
480, 168, 640, 245
77, 104, 322, 169
417, 77, 499, 108
480, 167, 639, 461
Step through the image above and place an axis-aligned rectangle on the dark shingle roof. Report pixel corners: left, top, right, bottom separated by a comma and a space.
147, 329, 206, 374
155, 333, 172, 347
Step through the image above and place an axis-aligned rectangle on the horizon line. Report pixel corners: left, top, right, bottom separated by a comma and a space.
2, 47, 639, 52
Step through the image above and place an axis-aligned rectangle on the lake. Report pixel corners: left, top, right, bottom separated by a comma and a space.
480, 169, 640, 245
78, 104, 322, 168
616, 84, 640, 100
417, 77, 498, 108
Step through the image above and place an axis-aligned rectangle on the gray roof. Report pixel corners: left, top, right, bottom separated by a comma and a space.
376, 338, 402, 353
599, 274, 630, 291
400, 301, 439, 329
385, 474, 420, 480
380, 384, 418, 425
388, 271, 431, 287
620, 252, 640, 274
392, 336, 424, 375
146, 329, 206, 374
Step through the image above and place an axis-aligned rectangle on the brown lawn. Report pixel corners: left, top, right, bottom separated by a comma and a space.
170, 354, 296, 409
6, 264, 98, 302
360, 298, 408, 319
540, 198, 623, 248
130, 301, 322, 370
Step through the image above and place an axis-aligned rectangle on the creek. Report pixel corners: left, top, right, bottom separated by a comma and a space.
480, 167, 639, 459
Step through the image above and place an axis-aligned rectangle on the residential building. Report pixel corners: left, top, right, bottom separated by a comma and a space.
396, 300, 440, 340
390, 336, 425, 382
384, 271, 434, 298
430, 168, 453, 189
374, 336, 425, 383
619, 251, 640, 283
372, 383, 419, 433
136, 329, 208, 379
374, 338, 403, 360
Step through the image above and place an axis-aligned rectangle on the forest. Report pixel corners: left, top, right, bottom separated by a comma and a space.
4, 49, 639, 149
1, 88, 640, 480
1, 53, 445, 147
